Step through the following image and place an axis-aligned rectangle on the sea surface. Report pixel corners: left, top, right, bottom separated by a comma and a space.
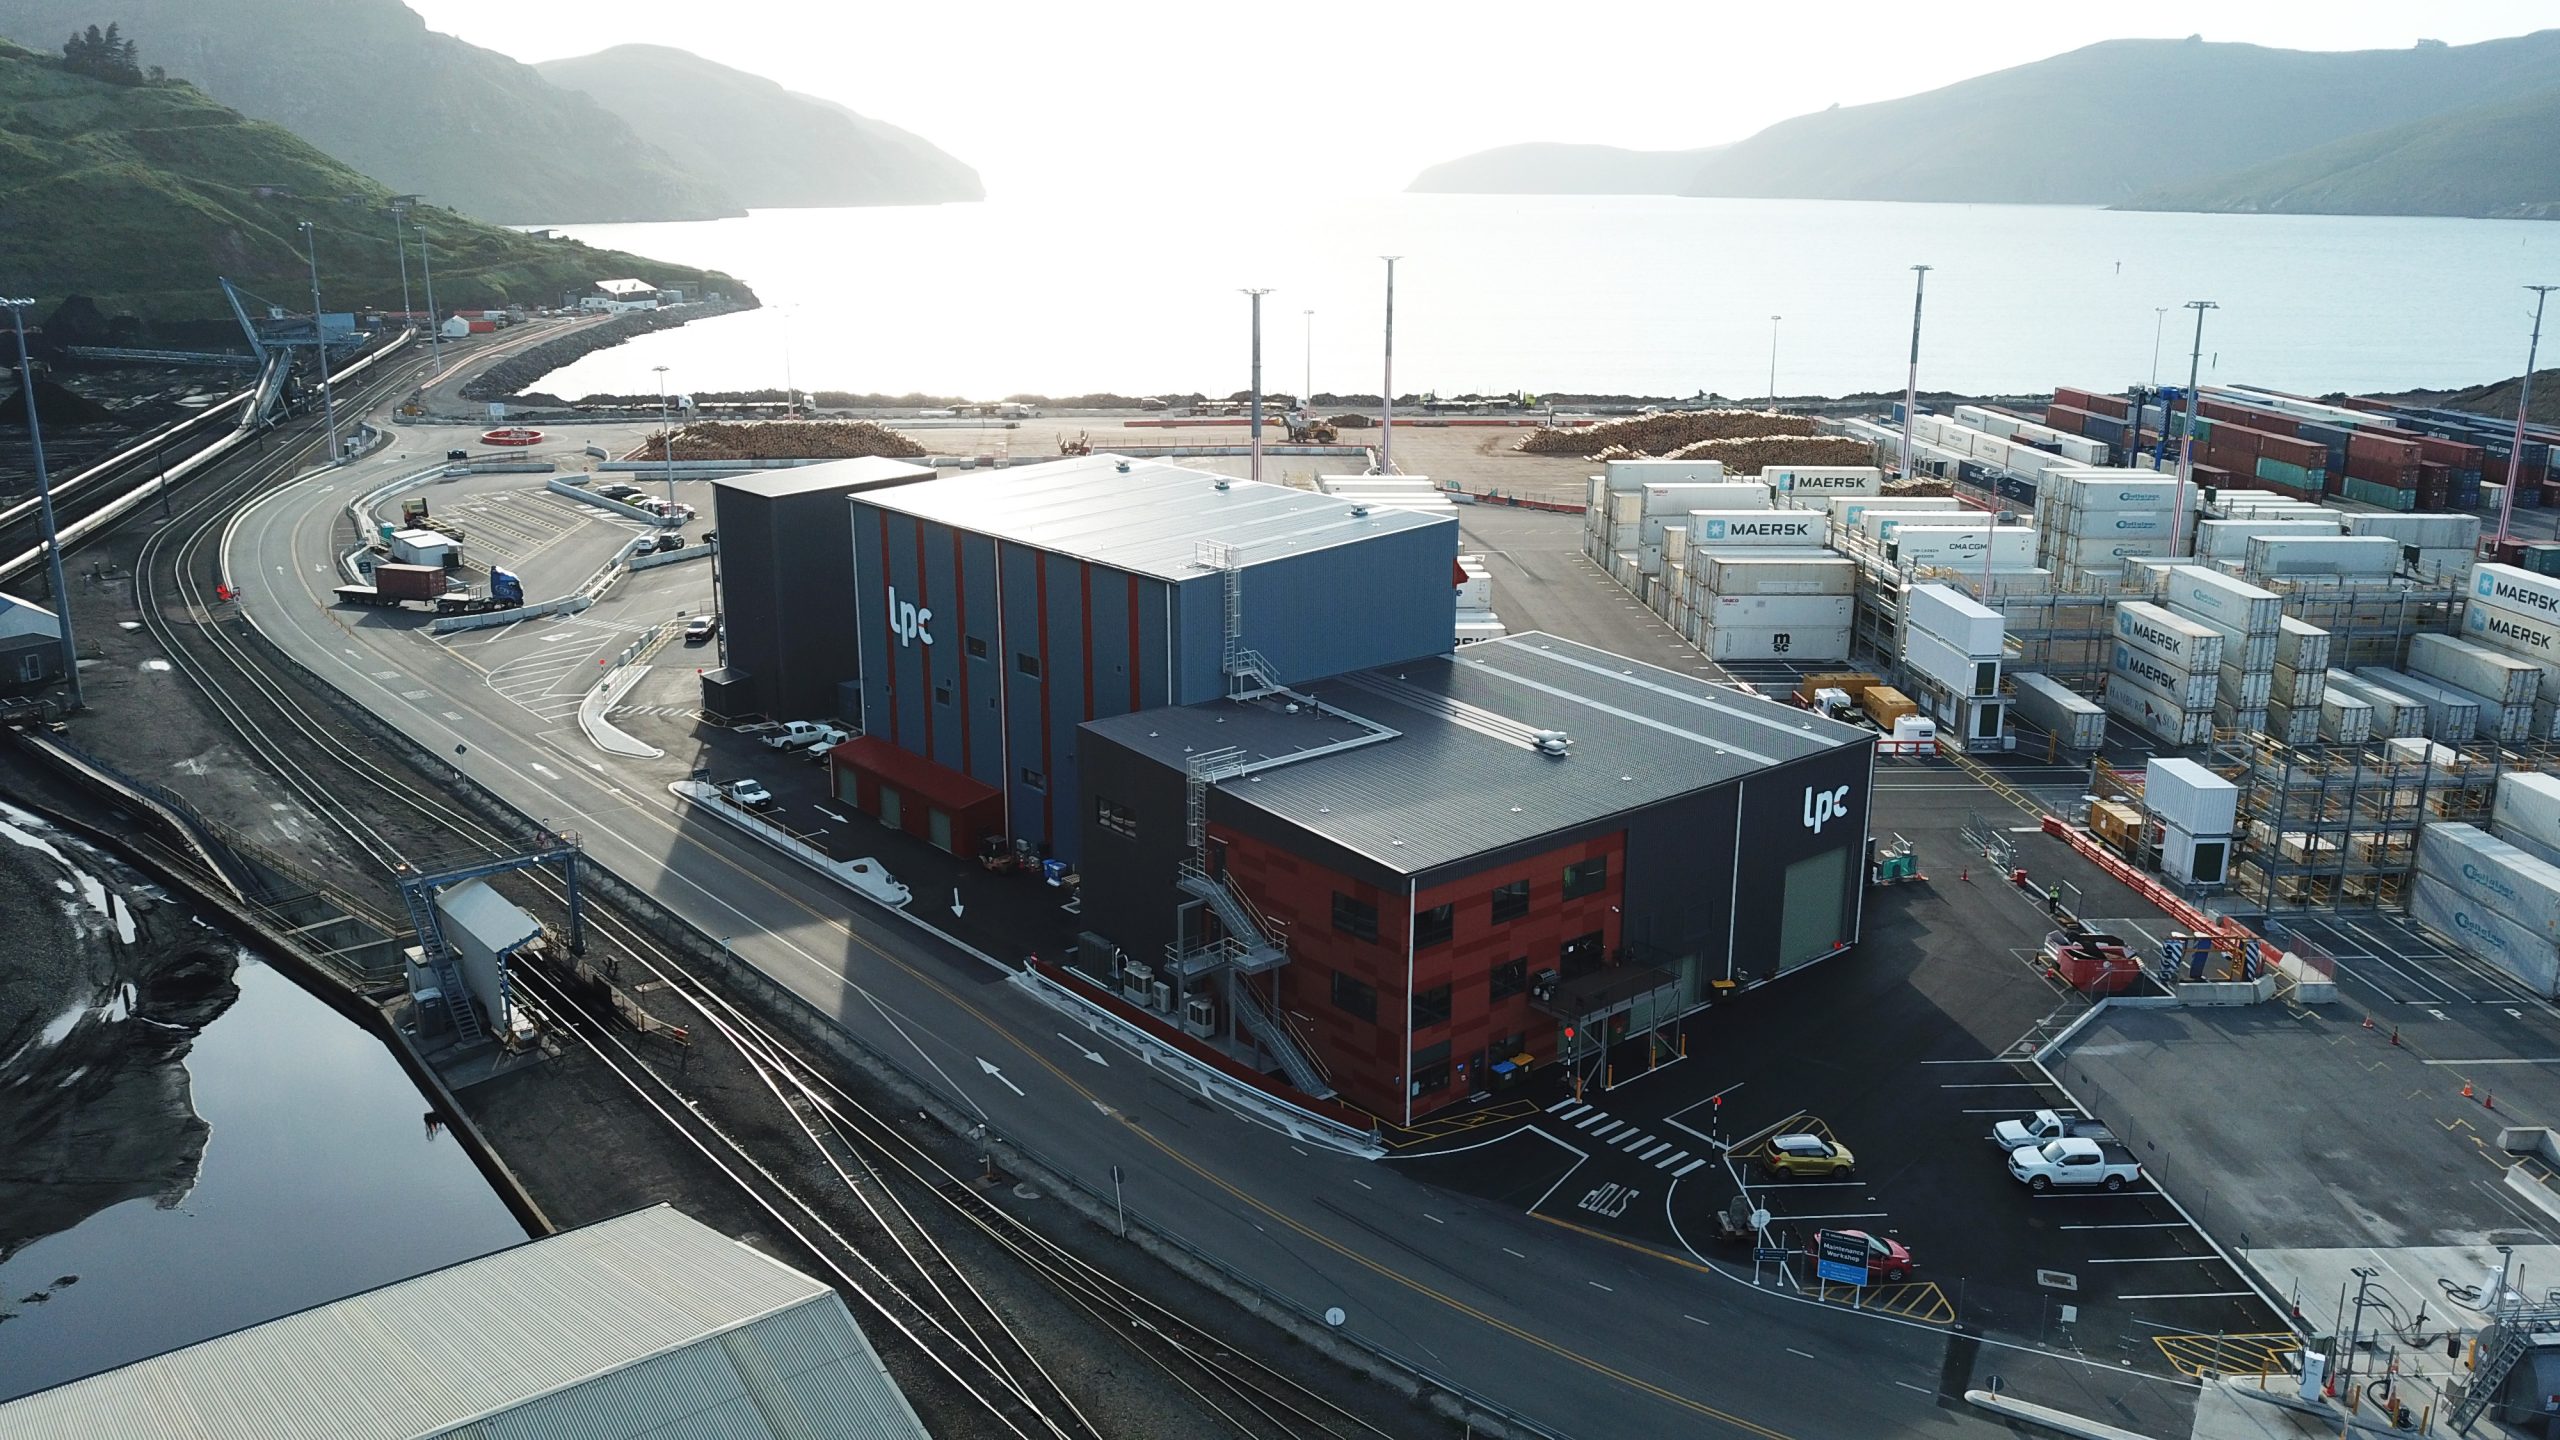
0, 952, 524, 1400
534, 193, 2555, 403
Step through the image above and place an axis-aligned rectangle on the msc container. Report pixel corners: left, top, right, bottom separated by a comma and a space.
2162, 566, 2283, 634
1709, 594, 1854, 628
1903, 625, 2001, 698
2008, 672, 2106, 750
1643, 481, 1770, 515
2494, 772, 2560, 868
1605, 458, 1726, 490
1906, 583, 2004, 657
1889, 526, 2038, 571
2411, 875, 2560, 997
2114, 601, 2226, 673
2316, 689, 2375, 744
2217, 663, 2274, 711
2417, 824, 2560, 940
1700, 552, 1855, 596
1763, 466, 1883, 497
2474, 563, 2560, 622
2409, 633, 2543, 707
2353, 668, 2482, 743
2275, 616, 2333, 675
2113, 643, 2216, 709
1704, 623, 1850, 662
2103, 670, 2213, 746
1687, 510, 1825, 547
2145, 757, 2239, 835
2243, 534, 2403, 579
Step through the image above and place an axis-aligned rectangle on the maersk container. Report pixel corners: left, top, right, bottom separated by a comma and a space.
2354, 668, 2481, 743
2163, 566, 2283, 634
2269, 661, 2326, 709
2409, 633, 2542, 707
2474, 563, 2560, 623
2417, 824, 2560, 940
2410, 875, 2560, 997
1705, 623, 1850, 662
1763, 466, 1882, 497
1643, 481, 1770, 515
2494, 772, 2560, 867
2113, 643, 2216, 708
2102, 670, 2213, 746
1904, 625, 2001, 698
2007, 672, 2106, 750
1906, 583, 2004, 657
2216, 663, 2274, 711
1689, 510, 1825, 547
1700, 552, 1855, 596
2243, 534, 2402, 579
2275, 616, 2332, 675
1889, 526, 2037, 571
1710, 594, 1854, 628
1606, 458, 1726, 491
2316, 689, 2375, 744
2114, 601, 2226, 673
2195, 517, 2343, 561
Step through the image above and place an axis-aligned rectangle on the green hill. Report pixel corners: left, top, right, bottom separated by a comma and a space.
536, 45, 981, 209
2123, 85, 2560, 219
0, 41, 753, 319
1408, 142, 1724, 196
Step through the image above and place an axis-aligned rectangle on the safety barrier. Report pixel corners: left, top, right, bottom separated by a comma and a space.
544, 476, 680, 526
1459, 490, 1586, 514
2039, 815, 2234, 938
628, 539, 713, 571
667, 781, 910, 908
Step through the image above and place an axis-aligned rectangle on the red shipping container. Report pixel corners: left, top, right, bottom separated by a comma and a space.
2346, 431, 2424, 468
2344, 452, 2420, 487
2043, 405, 2084, 435
2053, 387, 2128, 419
2417, 435, 2487, 469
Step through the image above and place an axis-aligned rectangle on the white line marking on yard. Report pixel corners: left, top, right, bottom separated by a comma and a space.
1588, 1119, 1624, 1138
1684, 1314, 1711, 1327
1767, 1211, 1891, 1221
2060, 1222, 2187, 1230
2423, 1057, 2560, 1066
1656, 1150, 1690, 1169
1786, 1348, 1817, 1360
1674, 1159, 1707, 1177
1577, 1112, 1613, 1131
1353, 1179, 1372, 1190
2116, 1290, 2253, 1300
1940, 1082, 2044, 1088
2087, 1256, 2212, 1264
1424, 1214, 1445, 1224
1641, 1143, 1672, 1161
1502, 1247, 1526, 1259
1549, 1099, 1589, 1116
1590, 1281, 1614, 1291
1896, 1381, 1933, 1396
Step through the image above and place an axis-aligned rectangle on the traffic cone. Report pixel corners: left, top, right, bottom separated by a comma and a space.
2391, 1027, 2400, 1047
2463, 1083, 2474, 1099
2363, 1015, 2375, 1030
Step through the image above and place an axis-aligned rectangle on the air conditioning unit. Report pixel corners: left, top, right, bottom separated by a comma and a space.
1118, 962, 1154, 1005
1148, 980, 1174, 1013
1181, 995, 1218, 1039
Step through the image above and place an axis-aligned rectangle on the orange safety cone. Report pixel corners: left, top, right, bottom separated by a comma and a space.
2363, 1015, 2375, 1030
2487, 1091, 2496, 1111
2391, 1028, 2400, 1046
2463, 1082, 2475, 1099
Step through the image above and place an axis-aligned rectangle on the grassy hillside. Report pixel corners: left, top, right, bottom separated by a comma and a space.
1407, 142, 1724, 196
536, 45, 981, 209
0, 42, 753, 320
0, 0, 736, 223
2123, 85, 2560, 219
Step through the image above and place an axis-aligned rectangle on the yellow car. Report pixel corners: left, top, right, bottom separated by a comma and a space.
1761, 1132, 1856, 1178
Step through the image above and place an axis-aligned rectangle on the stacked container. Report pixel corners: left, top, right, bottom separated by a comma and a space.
1898, 583, 2009, 748
2109, 600, 2222, 742
2410, 823, 2560, 996
1684, 548, 1854, 660
2033, 470, 2189, 588
1763, 465, 1882, 500
2401, 632, 2542, 742
2350, 667, 2481, 743
2322, 670, 2432, 741
2460, 564, 2560, 737
2492, 772, 2560, 867
2159, 565, 2285, 741
2144, 757, 2237, 887
2264, 617, 2332, 745
2339, 513, 2480, 582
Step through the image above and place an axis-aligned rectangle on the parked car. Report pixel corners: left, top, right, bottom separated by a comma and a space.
596, 483, 644, 501
683, 614, 719, 644
445, 448, 470, 461
2006, 1136, 2142, 1192
1759, 1132, 1855, 1179
1808, 1229, 1913, 1283
1992, 1109, 2116, 1150
762, 721, 847, 751
651, 533, 686, 553
719, 779, 773, 811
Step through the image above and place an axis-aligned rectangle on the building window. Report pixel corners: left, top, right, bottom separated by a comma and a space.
1020, 767, 1047, 793
1489, 879, 1530, 924
966, 635, 989, 659
1562, 856, 1609, 900
1332, 892, 1379, 942
1096, 796, 1138, 839
1017, 651, 1042, 678
1413, 984, 1451, 1029
1414, 902, 1453, 949
934, 684, 952, 707
1490, 957, 1528, 1001
1331, 971, 1377, 1022
1411, 1040, 1451, 1096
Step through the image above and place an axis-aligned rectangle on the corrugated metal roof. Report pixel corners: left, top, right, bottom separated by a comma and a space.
710, 457, 936, 499
434, 879, 541, 958
1085, 632, 1870, 874
853, 454, 1451, 582
0, 594, 59, 643
0, 1207, 929, 1440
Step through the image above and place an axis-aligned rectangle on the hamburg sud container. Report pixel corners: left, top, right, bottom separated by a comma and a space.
1830, 495, 1961, 536
1763, 466, 1882, 497
2007, 672, 2106, 749
2411, 873, 2560, 996
2162, 566, 2282, 633
1700, 552, 1854, 596
2493, 772, 2560, 867
1686, 510, 1823, 547
2114, 601, 2226, 673
2112, 642, 2215, 708
2323, 671, 2425, 741
2409, 633, 2542, 707
2316, 690, 2375, 744
2352, 669, 2479, 742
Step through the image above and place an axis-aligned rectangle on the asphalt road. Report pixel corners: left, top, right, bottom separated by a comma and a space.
220, 424, 2150, 1438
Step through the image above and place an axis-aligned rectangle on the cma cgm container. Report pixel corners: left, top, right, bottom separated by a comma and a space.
2114, 601, 2226, 673
1889, 526, 2036, 570
2007, 672, 2106, 750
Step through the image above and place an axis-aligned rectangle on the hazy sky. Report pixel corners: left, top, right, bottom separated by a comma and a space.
405, 1, 2558, 197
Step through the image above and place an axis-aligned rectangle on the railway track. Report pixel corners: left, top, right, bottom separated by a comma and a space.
107, 337, 1408, 1438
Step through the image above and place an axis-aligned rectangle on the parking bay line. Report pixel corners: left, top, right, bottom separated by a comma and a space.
2116, 1290, 2254, 1301
2086, 1256, 2217, 1264
2422, 1057, 2560, 1065
1760, 1211, 1890, 1221
2060, 1222, 2187, 1230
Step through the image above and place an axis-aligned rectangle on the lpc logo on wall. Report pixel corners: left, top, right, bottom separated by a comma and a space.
887, 585, 934, 648
1802, 784, 1852, 835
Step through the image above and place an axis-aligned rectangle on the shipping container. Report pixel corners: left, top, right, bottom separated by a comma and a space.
2263, 699, 2324, 746
2343, 512, 2480, 550
2316, 689, 2375, 745
1828, 495, 1964, 531
1763, 466, 1883, 497
2353, 669, 2483, 743
2410, 874, 2560, 997
1687, 510, 1825, 547
2040, 471, 2185, 512
1699, 552, 1856, 596
1662, 526, 1688, 564
1642, 481, 1771, 515
2159, 823, 2232, 886
1605, 458, 1727, 491
2146, 757, 2239, 835
2269, 660, 2326, 709
2473, 563, 2560, 622
1888, 526, 2038, 571
2494, 772, 2560, 868
2194, 517, 2342, 561
2114, 601, 2227, 673
367, 562, 449, 600
1904, 625, 2001, 698
2008, 672, 2107, 750
2242, 534, 2403, 579
1906, 583, 2005, 657
2102, 669, 2214, 746
2216, 664, 2274, 711
2342, 477, 2419, 511
2274, 617, 2332, 676
2042, 534, 2175, 566
2409, 633, 2542, 707
2418, 824, 2560, 940
2322, 671, 2429, 740
1704, 623, 1850, 662
1710, 594, 1854, 628
2162, 566, 2283, 634
2112, 643, 2217, 709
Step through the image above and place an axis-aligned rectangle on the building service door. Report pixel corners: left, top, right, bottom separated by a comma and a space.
879, 785, 902, 830
929, 808, 953, 853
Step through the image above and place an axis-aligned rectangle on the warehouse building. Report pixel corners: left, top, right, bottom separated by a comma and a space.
833, 455, 1460, 864
1076, 633, 1876, 1121
0, 593, 64, 693
705, 457, 935, 724
0, 1206, 931, 1439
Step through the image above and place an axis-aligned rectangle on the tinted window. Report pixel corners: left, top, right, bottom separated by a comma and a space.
1414, 903, 1453, 949
1413, 984, 1451, 1029
1096, 797, 1138, 839
1411, 1039, 1451, 1096
1489, 879, 1530, 924
1490, 958, 1528, 1000
1562, 856, 1609, 899
1331, 971, 1377, 1022
1332, 892, 1379, 941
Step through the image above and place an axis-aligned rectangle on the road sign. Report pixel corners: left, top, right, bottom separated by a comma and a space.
1754, 1247, 1792, 1264
1816, 1229, 1869, 1287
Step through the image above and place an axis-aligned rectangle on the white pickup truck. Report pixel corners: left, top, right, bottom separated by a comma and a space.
1992, 1109, 2116, 1150
2006, 1136, 2142, 1192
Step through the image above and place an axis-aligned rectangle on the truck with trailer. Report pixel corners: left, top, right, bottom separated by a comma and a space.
336, 564, 525, 615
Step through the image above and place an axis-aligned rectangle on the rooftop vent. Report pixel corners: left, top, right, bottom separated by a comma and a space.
1214, 477, 1230, 490
1350, 504, 1370, 517
1115, 459, 1131, 473
1532, 729, 1571, 757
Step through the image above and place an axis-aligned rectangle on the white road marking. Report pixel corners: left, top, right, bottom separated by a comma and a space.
1655, 1150, 1690, 1169
1896, 1382, 1933, 1396
1549, 1099, 1589, 1116
2086, 1256, 2212, 1264
2423, 1057, 2560, 1066
2116, 1290, 2252, 1300
1786, 1348, 1816, 1360
1683, 1314, 1711, 1327
1589, 1281, 1613, 1292
1673, 1159, 1706, 1177
1502, 1247, 1526, 1259
1640, 1143, 1671, 1161
2059, 1222, 2186, 1230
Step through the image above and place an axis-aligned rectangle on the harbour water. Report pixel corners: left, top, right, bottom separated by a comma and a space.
0, 806, 523, 1402
535, 193, 2554, 403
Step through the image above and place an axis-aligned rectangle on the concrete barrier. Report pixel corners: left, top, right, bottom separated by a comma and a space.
629, 540, 712, 571
668, 781, 910, 908
578, 667, 658, 759
545, 476, 678, 526
1965, 1390, 2159, 1440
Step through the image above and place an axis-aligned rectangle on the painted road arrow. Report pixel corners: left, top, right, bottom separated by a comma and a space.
977, 1057, 1025, 1096
1056, 1032, 1109, 1066
950, 886, 965, 919
815, 806, 849, 825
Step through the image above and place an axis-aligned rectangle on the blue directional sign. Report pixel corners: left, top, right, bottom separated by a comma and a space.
1816, 1230, 1869, 1287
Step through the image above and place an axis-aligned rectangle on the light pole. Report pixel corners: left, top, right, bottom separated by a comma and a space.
390, 203, 414, 332
2495, 285, 2558, 550
1241, 289, 1271, 486
5, 298, 83, 710
415, 223, 442, 378
1379, 256, 1400, 475
1767, 315, 1782, 410
780, 306, 798, 419
297, 221, 341, 459
654, 364, 678, 504
1899, 265, 1931, 480
1303, 308, 1314, 408
2149, 306, 2169, 390
2173, 300, 2218, 557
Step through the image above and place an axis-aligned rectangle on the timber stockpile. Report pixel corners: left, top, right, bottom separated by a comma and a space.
1517, 408, 1817, 459
1657, 433, 1876, 472
620, 419, 926, 462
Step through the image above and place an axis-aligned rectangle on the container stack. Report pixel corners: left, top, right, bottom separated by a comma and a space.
2321, 671, 2431, 742
2143, 758, 2236, 888
2340, 513, 2480, 580
2239, 534, 2401, 583
2033, 470, 2188, 588
2491, 772, 2560, 867
2459, 563, 2560, 738
2008, 672, 2107, 750
2349, 667, 2481, 743
2159, 566, 2284, 741
1898, 583, 2009, 748
2193, 513, 2341, 565
1827, 495, 1963, 545
2265, 618, 2333, 745
1584, 458, 1737, 566
1455, 556, 1504, 645
2411, 823, 2560, 996
2399, 633, 2542, 742
2109, 600, 2222, 747
1636, 481, 1770, 582
1684, 549, 1854, 661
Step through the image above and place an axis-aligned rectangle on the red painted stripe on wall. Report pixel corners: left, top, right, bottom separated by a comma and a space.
1035, 550, 1054, 843
952, 529, 971, 772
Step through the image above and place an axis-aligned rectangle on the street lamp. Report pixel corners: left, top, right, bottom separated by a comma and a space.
2149, 306, 2169, 390
2172, 300, 2218, 557
1303, 308, 1314, 408
390, 203, 414, 332
654, 364, 678, 504
1767, 315, 1782, 410
2495, 285, 2558, 550
1241, 289, 1271, 486
297, 221, 341, 459
3, 298, 83, 710
1379, 256, 1400, 475
415, 223, 442, 377
1899, 265, 1931, 481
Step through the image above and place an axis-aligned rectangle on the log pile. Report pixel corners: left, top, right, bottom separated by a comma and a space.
619, 419, 926, 462
1658, 434, 1874, 473
1515, 408, 1815, 457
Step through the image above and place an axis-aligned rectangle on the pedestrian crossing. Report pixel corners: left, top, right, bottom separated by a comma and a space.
1546, 1098, 1707, 1175
608, 704, 701, 720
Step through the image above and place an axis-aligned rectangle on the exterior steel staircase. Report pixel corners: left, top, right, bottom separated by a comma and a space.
1229, 976, 1333, 1099
400, 882, 487, 1046
2453, 1297, 2560, 1432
